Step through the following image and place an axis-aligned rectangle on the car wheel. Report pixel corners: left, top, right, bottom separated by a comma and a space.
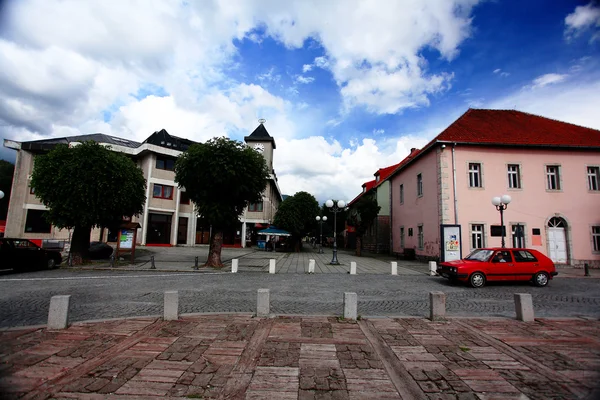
47, 258, 57, 270
469, 272, 486, 288
533, 272, 549, 287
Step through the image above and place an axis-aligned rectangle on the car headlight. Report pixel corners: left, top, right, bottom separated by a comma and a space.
451, 267, 457, 273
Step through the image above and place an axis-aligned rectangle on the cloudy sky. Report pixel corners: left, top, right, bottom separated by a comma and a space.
1, 0, 599, 203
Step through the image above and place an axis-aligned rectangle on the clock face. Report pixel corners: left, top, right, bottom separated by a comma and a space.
253, 143, 265, 152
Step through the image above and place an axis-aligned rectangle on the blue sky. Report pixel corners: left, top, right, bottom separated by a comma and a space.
0, 0, 599, 202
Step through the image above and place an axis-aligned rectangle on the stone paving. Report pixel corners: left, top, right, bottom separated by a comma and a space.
0, 314, 599, 399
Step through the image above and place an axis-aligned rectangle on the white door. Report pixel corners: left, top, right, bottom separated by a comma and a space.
548, 227, 567, 263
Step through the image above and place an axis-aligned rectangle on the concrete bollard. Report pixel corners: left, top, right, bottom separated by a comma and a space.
350, 261, 357, 275
164, 291, 179, 321
269, 259, 276, 274
429, 261, 437, 276
194, 256, 199, 270
584, 263, 590, 277
257, 289, 270, 317
429, 291, 446, 321
344, 292, 358, 320
232, 259, 238, 273
150, 255, 156, 269
514, 293, 534, 322
308, 259, 315, 274
48, 295, 71, 330
391, 261, 398, 275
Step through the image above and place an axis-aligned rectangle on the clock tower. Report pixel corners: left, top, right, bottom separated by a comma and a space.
244, 119, 275, 170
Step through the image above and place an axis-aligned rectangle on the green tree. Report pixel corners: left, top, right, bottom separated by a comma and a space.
273, 191, 320, 251
348, 196, 380, 256
30, 142, 146, 263
0, 160, 14, 220
175, 137, 270, 267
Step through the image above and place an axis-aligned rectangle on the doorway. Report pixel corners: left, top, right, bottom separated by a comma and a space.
177, 217, 188, 245
147, 213, 172, 245
547, 217, 567, 263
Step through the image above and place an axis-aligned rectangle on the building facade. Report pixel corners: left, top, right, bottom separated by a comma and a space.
3, 122, 282, 248
389, 109, 600, 267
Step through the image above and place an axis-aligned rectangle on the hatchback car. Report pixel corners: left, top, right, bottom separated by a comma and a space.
437, 248, 557, 288
0, 238, 62, 271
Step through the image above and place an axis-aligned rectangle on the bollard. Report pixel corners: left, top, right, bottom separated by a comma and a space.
257, 289, 270, 317
429, 291, 446, 321
194, 256, 199, 270
269, 259, 276, 274
344, 292, 358, 320
109, 254, 115, 268
308, 259, 315, 274
48, 295, 71, 330
232, 259, 238, 273
391, 261, 398, 275
150, 255, 156, 269
164, 291, 179, 321
584, 263, 590, 277
350, 261, 357, 275
429, 261, 437, 276
514, 293, 534, 322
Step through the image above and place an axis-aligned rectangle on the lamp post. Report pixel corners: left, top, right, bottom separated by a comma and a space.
0, 190, 4, 200
492, 195, 512, 248
315, 215, 327, 253
325, 199, 346, 265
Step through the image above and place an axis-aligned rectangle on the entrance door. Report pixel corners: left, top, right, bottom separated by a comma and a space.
548, 228, 567, 263
147, 213, 172, 245
177, 217, 188, 245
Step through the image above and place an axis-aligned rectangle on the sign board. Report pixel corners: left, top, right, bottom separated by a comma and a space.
119, 229, 135, 249
440, 224, 462, 262
490, 225, 506, 237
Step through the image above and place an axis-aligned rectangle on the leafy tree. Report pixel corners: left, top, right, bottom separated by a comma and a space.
348, 196, 380, 256
175, 137, 270, 267
0, 160, 14, 220
30, 142, 146, 263
273, 191, 319, 251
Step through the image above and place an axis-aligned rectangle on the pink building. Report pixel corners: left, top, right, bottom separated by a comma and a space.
390, 109, 600, 267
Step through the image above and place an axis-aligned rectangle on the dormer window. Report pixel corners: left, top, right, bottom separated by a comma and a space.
376, 175, 380, 183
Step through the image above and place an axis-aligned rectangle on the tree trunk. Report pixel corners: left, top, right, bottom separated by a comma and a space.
206, 230, 224, 268
355, 235, 362, 257
70, 225, 92, 265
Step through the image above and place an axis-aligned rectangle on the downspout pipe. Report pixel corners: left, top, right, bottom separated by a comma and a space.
452, 143, 458, 224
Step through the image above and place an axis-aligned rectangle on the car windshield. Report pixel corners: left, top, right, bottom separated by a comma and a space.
465, 249, 494, 261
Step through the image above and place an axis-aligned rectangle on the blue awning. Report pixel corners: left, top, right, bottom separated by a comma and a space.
257, 227, 291, 236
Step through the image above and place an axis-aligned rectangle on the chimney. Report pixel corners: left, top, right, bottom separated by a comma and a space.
409, 148, 418, 156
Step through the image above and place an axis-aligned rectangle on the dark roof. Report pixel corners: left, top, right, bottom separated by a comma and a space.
19, 134, 141, 152
143, 129, 194, 151
348, 179, 376, 206
244, 123, 276, 149
436, 109, 600, 147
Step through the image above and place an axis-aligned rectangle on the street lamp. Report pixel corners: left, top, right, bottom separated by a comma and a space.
0, 190, 4, 200
492, 195, 512, 248
325, 199, 346, 265
315, 215, 327, 253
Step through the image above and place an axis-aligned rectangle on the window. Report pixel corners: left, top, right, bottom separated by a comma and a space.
468, 163, 482, 188
512, 224, 525, 248
513, 250, 538, 262
417, 174, 423, 196
25, 209, 51, 233
588, 167, 600, 191
179, 191, 190, 205
593, 226, 600, 252
399, 184, 404, 204
546, 165, 561, 190
153, 184, 173, 199
400, 227, 405, 248
507, 164, 521, 189
248, 202, 263, 212
30, 186, 35, 194
417, 225, 424, 249
155, 156, 175, 171
471, 224, 484, 249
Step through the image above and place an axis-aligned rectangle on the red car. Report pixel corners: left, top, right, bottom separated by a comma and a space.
437, 248, 557, 288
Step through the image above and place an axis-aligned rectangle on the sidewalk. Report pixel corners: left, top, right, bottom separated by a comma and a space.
1, 314, 599, 399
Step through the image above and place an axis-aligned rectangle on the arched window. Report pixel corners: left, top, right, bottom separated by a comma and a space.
548, 217, 565, 228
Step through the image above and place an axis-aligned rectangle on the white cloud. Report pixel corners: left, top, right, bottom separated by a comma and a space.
302, 64, 313, 73
529, 73, 568, 89
565, 2, 600, 42
372, 129, 385, 135
493, 68, 510, 77
295, 75, 315, 84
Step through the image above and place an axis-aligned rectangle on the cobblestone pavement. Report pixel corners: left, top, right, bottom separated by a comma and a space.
0, 267, 599, 328
0, 315, 599, 399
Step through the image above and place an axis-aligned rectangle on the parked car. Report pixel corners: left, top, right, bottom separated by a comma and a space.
88, 241, 114, 260
0, 238, 62, 270
437, 248, 557, 288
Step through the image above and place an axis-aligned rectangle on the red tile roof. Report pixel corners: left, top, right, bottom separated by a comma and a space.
348, 179, 376, 206
436, 109, 600, 147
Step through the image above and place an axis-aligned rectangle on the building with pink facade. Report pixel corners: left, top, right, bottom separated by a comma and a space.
390, 109, 600, 267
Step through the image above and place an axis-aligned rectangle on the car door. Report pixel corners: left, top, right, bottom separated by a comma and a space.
511, 250, 538, 281
13, 239, 39, 269
487, 250, 515, 281
0, 239, 14, 269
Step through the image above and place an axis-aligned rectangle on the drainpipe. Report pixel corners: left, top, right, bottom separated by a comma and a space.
452, 143, 459, 224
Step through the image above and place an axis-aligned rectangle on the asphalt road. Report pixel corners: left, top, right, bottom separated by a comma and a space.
0, 269, 599, 328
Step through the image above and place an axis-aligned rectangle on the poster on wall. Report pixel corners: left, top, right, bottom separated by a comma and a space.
440, 224, 462, 262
